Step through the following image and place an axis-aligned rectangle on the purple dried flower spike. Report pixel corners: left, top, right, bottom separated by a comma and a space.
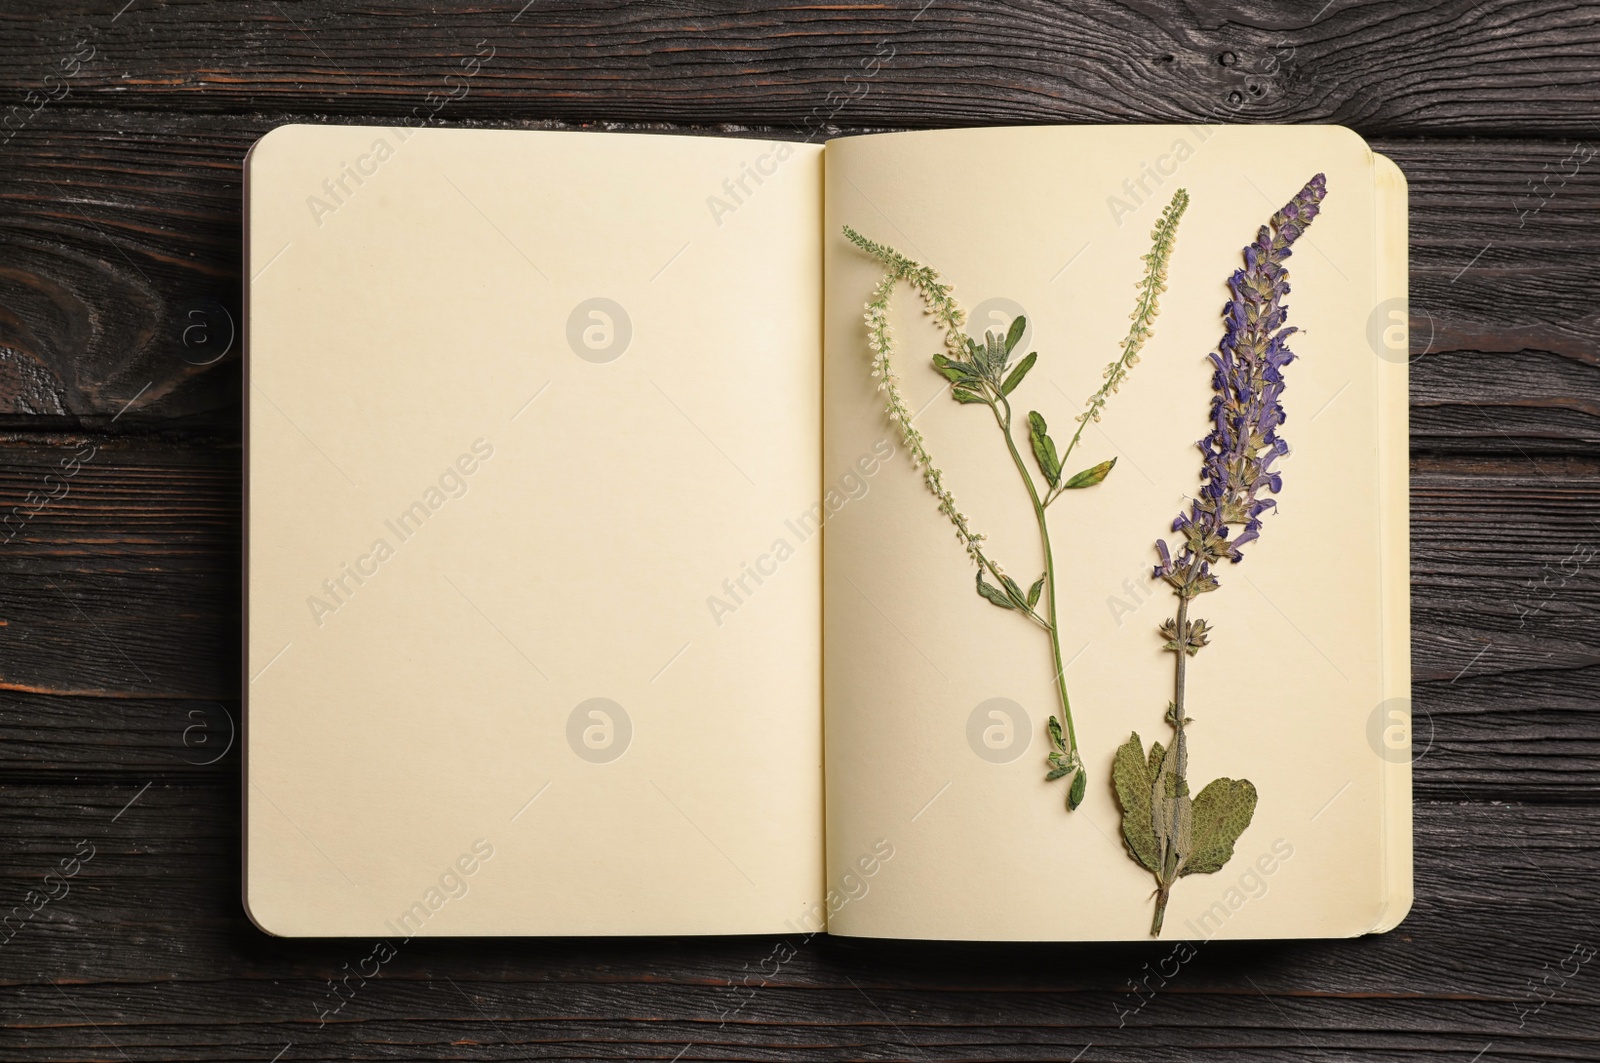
1116, 174, 1328, 938
1156, 172, 1328, 599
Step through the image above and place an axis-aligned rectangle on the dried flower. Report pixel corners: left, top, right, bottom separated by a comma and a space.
1116, 174, 1327, 937
846, 190, 1189, 814
1076, 190, 1189, 427
848, 229, 991, 567
1155, 173, 1328, 599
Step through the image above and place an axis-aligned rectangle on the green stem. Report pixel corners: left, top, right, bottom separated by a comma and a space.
1172, 594, 1190, 730
1056, 193, 1183, 475
1152, 585, 1195, 937
991, 395, 1079, 763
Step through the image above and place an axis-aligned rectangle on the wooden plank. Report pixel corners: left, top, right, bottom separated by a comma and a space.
0, 432, 239, 699
1389, 139, 1600, 469
0, 115, 248, 424
0, 113, 1597, 433
1, 1, 1599, 136
0, 990, 1588, 1062
0, 693, 237, 782
0, 791, 1595, 1059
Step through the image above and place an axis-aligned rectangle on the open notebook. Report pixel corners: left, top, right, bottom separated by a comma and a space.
244, 123, 1410, 940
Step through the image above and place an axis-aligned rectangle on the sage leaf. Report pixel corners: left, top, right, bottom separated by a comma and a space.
1000, 351, 1037, 396
1062, 457, 1117, 490
975, 571, 1015, 610
1150, 732, 1192, 875
1027, 575, 1045, 609
1004, 314, 1027, 354
1181, 777, 1258, 875
1027, 411, 1061, 486
1112, 733, 1161, 874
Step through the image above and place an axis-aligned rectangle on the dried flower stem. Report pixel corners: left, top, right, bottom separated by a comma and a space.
846, 192, 1188, 811
1124, 173, 1328, 937
1055, 189, 1189, 498
851, 233, 1027, 611
1151, 585, 1192, 936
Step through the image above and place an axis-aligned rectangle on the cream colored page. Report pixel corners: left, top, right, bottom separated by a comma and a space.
1371, 151, 1414, 933
246, 126, 823, 936
822, 126, 1391, 940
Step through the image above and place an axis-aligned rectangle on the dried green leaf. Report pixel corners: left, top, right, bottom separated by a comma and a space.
1027, 411, 1061, 486
1026, 575, 1045, 609
1181, 777, 1258, 876
1004, 314, 1027, 354
1150, 734, 1192, 875
1000, 574, 1028, 608
981, 332, 1007, 374
952, 386, 987, 405
1112, 733, 1160, 874
1068, 767, 1088, 809
932, 353, 981, 385
1047, 715, 1065, 752
975, 571, 1016, 610
1062, 457, 1117, 490
1045, 765, 1072, 781
1000, 351, 1037, 396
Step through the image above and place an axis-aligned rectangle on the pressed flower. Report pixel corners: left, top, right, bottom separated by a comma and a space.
1115, 173, 1327, 937
1155, 173, 1327, 599
845, 190, 1188, 813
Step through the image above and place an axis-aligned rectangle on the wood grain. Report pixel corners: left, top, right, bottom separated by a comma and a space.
1, 790, 1595, 1058
0, 433, 238, 699
0, 2, 1596, 1059
1, 0, 1599, 135
4, 783, 1598, 967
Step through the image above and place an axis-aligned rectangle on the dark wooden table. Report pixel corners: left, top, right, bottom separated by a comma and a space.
2, 2, 1597, 1060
